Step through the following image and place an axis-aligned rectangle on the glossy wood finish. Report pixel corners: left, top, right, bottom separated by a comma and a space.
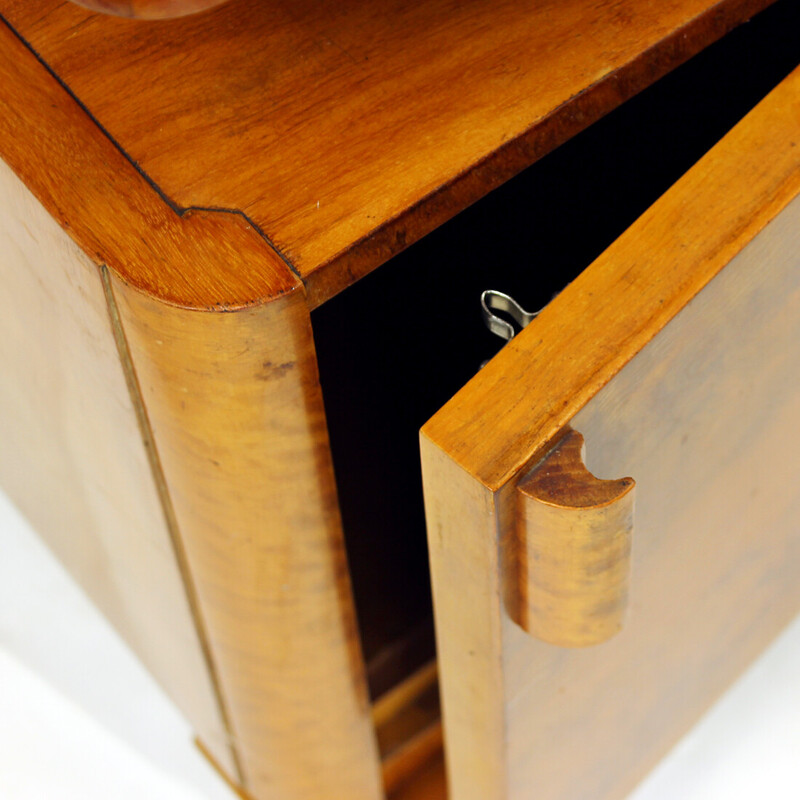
0, 18, 382, 800
0, 0, 774, 307
515, 430, 635, 647
112, 279, 383, 799
423, 69, 800, 491
1, 1, 796, 796
70, 0, 229, 19
0, 18, 290, 310
422, 66, 800, 800
0, 157, 234, 774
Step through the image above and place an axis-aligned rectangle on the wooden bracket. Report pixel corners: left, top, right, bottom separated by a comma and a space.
514, 429, 635, 647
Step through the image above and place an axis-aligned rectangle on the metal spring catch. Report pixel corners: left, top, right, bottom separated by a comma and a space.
481, 290, 543, 342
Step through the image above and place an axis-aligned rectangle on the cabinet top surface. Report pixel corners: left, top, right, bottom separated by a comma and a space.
0, 0, 774, 306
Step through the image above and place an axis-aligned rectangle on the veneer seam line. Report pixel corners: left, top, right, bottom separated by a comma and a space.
99, 262, 248, 788
0, 11, 302, 284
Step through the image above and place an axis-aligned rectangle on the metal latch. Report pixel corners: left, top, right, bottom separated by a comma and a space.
481, 289, 544, 342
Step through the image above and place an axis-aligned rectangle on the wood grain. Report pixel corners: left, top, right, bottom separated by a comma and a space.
0, 18, 293, 310
422, 66, 800, 800
515, 430, 634, 647
421, 444, 508, 800
0, 19, 384, 798
111, 278, 383, 799
0, 0, 775, 307
423, 63, 800, 490
0, 157, 235, 774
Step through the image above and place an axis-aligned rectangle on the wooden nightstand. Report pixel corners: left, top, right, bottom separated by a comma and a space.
0, 1, 798, 799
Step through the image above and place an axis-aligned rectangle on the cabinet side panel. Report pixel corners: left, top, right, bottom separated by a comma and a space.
502, 192, 800, 799
0, 158, 232, 770
111, 280, 383, 800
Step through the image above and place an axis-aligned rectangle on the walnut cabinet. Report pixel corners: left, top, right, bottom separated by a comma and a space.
0, 1, 798, 799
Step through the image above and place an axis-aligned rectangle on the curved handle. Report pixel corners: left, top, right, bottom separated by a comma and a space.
514, 429, 635, 647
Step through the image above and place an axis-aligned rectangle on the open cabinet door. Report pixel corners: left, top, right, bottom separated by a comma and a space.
421, 65, 800, 800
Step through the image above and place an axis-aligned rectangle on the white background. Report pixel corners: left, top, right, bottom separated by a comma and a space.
1, 486, 798, 800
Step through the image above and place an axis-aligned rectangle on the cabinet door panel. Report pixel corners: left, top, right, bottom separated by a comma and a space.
422, 65, 800, 800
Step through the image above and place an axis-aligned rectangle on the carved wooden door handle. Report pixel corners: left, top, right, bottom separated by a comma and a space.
514, 429, 635, 647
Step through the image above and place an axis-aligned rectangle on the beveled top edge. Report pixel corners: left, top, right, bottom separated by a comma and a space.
1, 0, 777, 310
0, 18, 298, 311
